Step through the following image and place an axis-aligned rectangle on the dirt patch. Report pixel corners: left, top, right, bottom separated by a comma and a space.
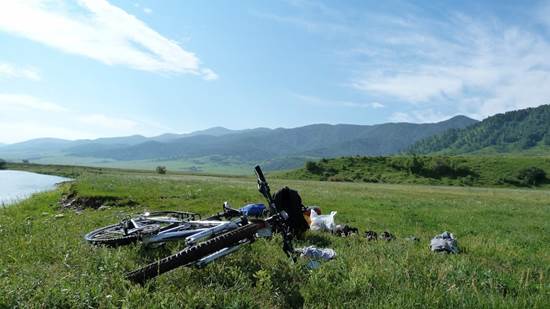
59, 190, 139, 210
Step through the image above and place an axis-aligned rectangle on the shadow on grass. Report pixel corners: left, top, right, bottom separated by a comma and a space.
303, 233, 332, 247
135, 243, 174, 264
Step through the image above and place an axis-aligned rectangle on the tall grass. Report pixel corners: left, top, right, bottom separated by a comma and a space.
0, 166, 548, 307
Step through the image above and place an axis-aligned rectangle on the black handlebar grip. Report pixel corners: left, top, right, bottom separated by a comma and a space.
254, 165, 266, 182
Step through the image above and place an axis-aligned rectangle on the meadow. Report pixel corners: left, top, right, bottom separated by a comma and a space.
0, 165, 548, 307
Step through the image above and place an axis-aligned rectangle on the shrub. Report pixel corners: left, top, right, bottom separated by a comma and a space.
305, 161, 322, 174
156, 166, 167, 174
516, 167, 546, 186
427, 157, 453, 177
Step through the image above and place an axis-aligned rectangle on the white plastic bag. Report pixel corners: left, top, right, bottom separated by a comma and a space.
309, 209, 337, 232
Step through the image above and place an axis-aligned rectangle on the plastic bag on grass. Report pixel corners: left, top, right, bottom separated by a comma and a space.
430, 231, 459, 254
296, 246, 336, 260
296, 246, 337, 269
309, 209, 337, 232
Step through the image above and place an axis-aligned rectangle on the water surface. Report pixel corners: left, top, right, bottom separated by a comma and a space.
0, 170, 72, 206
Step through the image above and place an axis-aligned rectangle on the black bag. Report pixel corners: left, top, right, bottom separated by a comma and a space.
273, 186, 309, 236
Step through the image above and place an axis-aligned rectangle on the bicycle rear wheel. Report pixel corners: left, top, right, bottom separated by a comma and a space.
126, 223, 261, 284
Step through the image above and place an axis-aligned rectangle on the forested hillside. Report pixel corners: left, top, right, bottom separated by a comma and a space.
409, 105, 550, 154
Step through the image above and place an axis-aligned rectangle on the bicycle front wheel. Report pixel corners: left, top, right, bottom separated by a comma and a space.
84, 222, 155, 247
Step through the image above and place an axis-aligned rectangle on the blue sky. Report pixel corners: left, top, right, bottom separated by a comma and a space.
1, 0, 550, 143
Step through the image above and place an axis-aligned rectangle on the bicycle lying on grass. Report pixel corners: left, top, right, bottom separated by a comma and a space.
85, 203, 245, 247
85, 166, 310, 284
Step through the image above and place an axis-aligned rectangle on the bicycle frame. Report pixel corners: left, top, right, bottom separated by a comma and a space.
142, 220, 241, 245
122, 165, 305, 283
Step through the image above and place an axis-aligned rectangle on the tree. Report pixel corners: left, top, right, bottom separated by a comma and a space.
156, 166, 167, 174
305, 161, 322, 174
517, 167, 546, 186
0, 159, 6, 169
543, 131, 550, 146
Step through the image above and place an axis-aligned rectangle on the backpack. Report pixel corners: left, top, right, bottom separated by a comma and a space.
273, 186, 309, 236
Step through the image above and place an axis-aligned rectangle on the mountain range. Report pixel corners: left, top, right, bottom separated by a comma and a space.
0, 116, 477, 172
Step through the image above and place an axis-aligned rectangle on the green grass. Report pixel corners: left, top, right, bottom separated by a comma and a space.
19, 155, 252, 175
1, 165, 549, 307
285, 155, 550, 188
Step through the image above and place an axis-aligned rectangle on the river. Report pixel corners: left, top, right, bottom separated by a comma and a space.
0, 170, 72, 206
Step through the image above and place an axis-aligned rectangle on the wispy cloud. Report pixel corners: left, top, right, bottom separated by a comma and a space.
0, 93, 168, 143
293, 93, 384, 109
0, 93, 66, 112
78, 114, 138, 131
266, 2, 550, 121
0, 0, 216, 79
351, 13, 550, 119
0, 62, 41, 81
143, 7, 152, 14
389, 109, 458, 124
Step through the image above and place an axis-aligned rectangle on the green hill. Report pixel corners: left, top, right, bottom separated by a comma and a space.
409, 104, 550, 155
283, 155, 550, 188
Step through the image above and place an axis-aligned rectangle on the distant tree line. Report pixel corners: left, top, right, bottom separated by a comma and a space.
387, 155, 476, 179
304, 155, 477, 181
0, 159, 5, 169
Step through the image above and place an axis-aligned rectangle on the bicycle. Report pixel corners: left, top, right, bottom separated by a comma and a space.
84, 203, 248, 247
85, 165, 309, 284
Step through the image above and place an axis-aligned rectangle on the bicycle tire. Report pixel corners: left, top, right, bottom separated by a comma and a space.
126, 222, 261, 284
84, 211, 194, 247
84, 222, 145, 247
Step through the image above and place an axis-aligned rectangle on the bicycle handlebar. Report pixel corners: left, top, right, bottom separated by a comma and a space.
254, 165, 276, 212
254, 165, 266, 183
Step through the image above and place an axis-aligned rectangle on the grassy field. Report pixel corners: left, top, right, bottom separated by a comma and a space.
1, 165, 549, 307
13, 155, 253, 175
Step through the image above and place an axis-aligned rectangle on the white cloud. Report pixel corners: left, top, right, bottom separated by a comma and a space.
0, 121, 95, 143
389, 112, 413, 123
293, 93, 385, 109
277, 2, 550, 120
351, 13, 550, 119
0, 93, 67, 112
370, 102, 385, 109
143, 7, 152, 14
389, 109, 458, 123
0, 0, 216, 79
353, 72, 463, 103
0, 62, 41, 81
78, 114, 138, 131
201, 68, 219, 81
